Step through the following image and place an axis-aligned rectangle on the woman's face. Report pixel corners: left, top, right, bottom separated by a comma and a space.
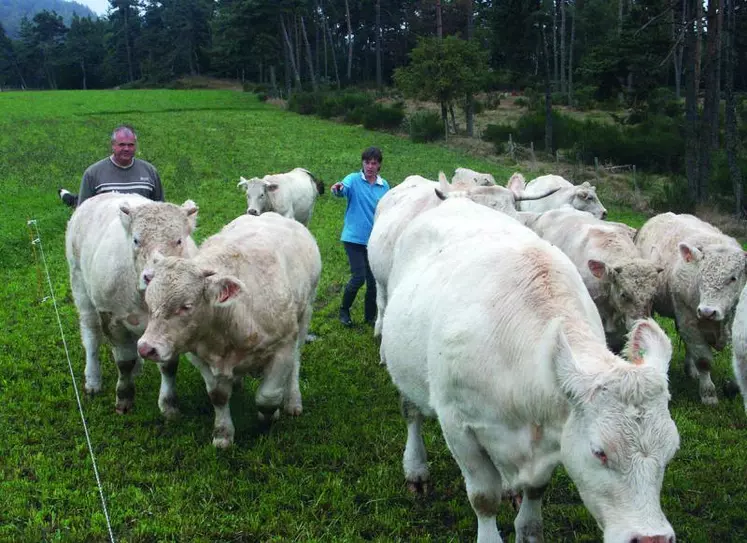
362, 159, 381, 179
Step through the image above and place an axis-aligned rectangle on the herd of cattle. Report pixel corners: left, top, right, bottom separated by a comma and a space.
64, 165, 747, 542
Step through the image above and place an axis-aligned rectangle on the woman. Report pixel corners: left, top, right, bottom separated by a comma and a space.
331, 147, 390, 327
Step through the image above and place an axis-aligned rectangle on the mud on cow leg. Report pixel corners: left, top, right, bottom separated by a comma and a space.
514, 485, 547, 543
696, 357, 718, 405
115, 358, 137, 414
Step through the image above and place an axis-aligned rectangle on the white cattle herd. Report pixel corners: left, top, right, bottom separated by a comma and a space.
65, 166, 747, 542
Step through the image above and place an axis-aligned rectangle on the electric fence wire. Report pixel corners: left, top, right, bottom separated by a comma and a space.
27, 219, 116, 543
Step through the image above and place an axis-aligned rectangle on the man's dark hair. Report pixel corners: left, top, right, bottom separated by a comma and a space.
361, 146, 383, 163
111, 124, 137, 142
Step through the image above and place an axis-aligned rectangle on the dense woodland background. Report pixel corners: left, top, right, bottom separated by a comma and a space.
1, 0, 746, 214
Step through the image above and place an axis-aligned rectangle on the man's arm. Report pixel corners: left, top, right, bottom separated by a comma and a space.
77, 168, 96, 207
152, 168, 164, 201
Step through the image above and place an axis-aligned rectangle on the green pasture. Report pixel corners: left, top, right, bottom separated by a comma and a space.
0, 90, 745, 542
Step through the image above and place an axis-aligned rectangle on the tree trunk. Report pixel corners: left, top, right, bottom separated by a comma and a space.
436, 0, 443, 38
80, 59, 87, 90
465, 0, 474, 137
324, 9, 341, 89
124, 4, 134, 82
553, 0, 559, 89
375, 0, 382, 88
280, 16, 302, 90
672, 0, 685, 99
541, 25, 553, 153
560, 1, 566, 94
684, 0, 700, 202
618, 0, 624, 36
695, 0, 703, 88
568, 3, 575, 105
344, 0, 353, 81
300, 16, 318, 91
724, 0, 743, 216
698, 0, 722, 201
270, 65, 277, 98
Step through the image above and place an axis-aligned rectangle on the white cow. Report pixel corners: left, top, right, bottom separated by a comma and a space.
526, 207, 661, 352
65, 193, 199, 416
451, 167, 496, 187
370, 173, 559, 340
382, 197, 679, 543
517, 174, 608, 219
237, 167, 322, 226
137, 213, 322, 448
636, 212, 747, 404
731, 284, 747, 414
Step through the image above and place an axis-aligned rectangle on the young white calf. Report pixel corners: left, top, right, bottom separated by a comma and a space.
382, 198, 679, 543
517, 174, 608, 218
237, 167, 321, 226
137, 213, 322, 448
65, 193, 199, 416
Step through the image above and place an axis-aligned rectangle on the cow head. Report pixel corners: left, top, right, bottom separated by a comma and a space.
679, 242, 747, 325
119, 199, 198, 282
588, 258, 662, 329
553, 318, 679, 542
572, 183, 607, 219
238, 176, 278, 216
137, 256, 247, 362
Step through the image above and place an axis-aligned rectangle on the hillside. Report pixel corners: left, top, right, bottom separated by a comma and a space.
0, 0, 97, 38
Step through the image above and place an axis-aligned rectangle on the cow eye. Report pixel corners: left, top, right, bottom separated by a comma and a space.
175, 304, 193, 316
730, 276, 737, 283
133, 237, 140, 247
592, 448, 608, 465
176, 239, 182, 246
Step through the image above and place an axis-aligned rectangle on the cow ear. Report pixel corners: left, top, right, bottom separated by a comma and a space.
266, 183, 280, 192
507, 172, 526, 194
181, 199, 199, 230
206, 275, 246, 306
547, 318, 596, 402
237, 177, 249, 191
588, 259, 607, 279
678, 242, 702, 263
438, 171, 450, 192
624, 318, 672, 374
434, 188, 448, 201
119, 204, 133, 230
578, 189, 590, 199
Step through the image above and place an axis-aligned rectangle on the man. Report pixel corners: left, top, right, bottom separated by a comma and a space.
58, 125, 164, 208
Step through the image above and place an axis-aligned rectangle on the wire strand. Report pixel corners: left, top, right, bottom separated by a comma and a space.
27, 219, 116, 543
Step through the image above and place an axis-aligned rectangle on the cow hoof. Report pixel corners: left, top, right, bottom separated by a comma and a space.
212, 436, 233, 449
161, 405, 180, 421
406, 479, 429, 495
115, 400, 133, 414
284, 403, 303, 416
84, 383, 102, 396
701, 395, 719, 405
723, 380, 741, 399
257, 409, 280, 423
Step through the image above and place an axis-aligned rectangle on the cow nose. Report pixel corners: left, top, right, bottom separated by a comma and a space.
137, 342, 157, 360
247, 209, 259, 216
628, 536, 674, 543
697, 306, 720, 320
601, 210, 608, 219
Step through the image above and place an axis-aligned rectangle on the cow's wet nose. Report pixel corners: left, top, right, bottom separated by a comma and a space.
697, 306, 720, 320
137, 342, 157, 360
247, 209, 259, 216
629, 536, 675, 543
601, 210, 608, 219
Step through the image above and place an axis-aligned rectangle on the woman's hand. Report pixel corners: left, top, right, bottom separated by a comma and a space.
331, 182, 343, 195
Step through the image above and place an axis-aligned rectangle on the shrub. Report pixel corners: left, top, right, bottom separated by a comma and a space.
287, 91, 321, 115
573, 86, 598, 110
362, 103, 406, 131
482, 123, 515, 152
256, 92, 268, 102
514, 97, 530, 108
650, 178, 695, 213
484, 92, 501, 110
408, 110, 444, 143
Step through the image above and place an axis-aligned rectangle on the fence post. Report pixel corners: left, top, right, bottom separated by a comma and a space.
594, 157, 599, 180
632, 165, 640, 195
508, 134, 515, 161
529, 142, 537, 171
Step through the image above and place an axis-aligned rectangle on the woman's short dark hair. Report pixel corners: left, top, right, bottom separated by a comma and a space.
361, 146, 383, 163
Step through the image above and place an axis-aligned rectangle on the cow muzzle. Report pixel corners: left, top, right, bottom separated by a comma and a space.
246, 209, 260, 216
696, 305, 723, 321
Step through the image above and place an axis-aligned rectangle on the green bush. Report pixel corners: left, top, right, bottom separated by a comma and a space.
287, 91, 321, 115
484, 92, 501, 110
514, 97, 530, 108
650, 178, 695, 213
256, 92, 268, 102
408, 110, 444, 143
573, 86, 598, 110
362, 103, 406, 131
482, 123, 515, 151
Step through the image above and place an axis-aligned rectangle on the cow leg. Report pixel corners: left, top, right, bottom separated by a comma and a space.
373, 281, 386, 340
401, 396, 429, 494
732, 343, 747, 414
675, 304, 718, 404
70, 270, 103, 394
110, 327, 139, 414
514, 485, 547, 543
157, 357, 180, 420
285, 310, 313, 417
187, 353, 235, 448
439, 410, 504, 543
257, 343, 296, 422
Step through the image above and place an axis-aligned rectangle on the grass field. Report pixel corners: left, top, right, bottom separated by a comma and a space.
1, 89, 746, 543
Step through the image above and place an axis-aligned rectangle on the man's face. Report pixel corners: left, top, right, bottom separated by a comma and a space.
111, 131, 137, 166
362, 158, 381, 179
